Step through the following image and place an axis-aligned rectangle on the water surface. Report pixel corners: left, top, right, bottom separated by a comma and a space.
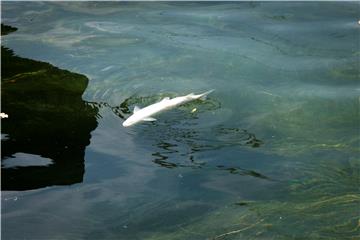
1, 2, 359, 239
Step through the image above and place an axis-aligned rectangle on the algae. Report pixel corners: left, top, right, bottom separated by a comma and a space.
330, 64, 360, 82
251, 97, 359, 157
140, 157, 359, 240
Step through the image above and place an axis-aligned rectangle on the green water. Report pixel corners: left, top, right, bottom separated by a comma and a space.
1, 2, 359, 239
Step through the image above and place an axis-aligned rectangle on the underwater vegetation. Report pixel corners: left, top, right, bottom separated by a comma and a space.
132, 88, 360, 240
251, 96, 359, 158
140, 157, 359, 240
1, 25, 99, 190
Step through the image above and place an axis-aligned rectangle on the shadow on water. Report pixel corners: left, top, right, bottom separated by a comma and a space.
1, 25, 99, 191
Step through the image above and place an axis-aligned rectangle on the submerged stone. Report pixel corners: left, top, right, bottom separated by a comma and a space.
1, 24, 17, 35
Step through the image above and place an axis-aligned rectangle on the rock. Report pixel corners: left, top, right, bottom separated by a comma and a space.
1, 25, 98, 190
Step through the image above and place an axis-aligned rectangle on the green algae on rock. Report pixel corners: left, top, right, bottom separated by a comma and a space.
1, 26, 98, 190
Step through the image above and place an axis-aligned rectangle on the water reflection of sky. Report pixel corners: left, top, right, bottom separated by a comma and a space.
2, 2, 359, 239
2, 153, 53, 168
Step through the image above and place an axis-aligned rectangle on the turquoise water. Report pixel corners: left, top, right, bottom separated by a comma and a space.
1, 2, 359, 239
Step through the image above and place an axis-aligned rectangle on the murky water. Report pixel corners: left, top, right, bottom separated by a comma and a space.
1, 2, 359, 239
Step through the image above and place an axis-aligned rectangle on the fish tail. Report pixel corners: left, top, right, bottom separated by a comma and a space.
192, 89, 215, 100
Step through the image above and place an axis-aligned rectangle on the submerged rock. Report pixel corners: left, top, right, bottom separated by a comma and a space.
1, 25, 98, 190
1, 24, 17, 35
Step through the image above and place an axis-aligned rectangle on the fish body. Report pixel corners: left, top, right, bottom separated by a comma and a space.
122, 90, 214, 127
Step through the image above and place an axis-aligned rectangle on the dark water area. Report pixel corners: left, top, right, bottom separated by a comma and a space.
1, 2, 360, 240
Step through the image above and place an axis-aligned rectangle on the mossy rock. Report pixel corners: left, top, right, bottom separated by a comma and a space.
1, 26, 98, 190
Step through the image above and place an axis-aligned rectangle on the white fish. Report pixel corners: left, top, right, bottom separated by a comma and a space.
122, 90, 214, 127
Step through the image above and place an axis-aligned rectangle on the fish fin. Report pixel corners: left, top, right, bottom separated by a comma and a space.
142, 117, 157, 122
161, 97, 170, 102
134, 105, 141, 113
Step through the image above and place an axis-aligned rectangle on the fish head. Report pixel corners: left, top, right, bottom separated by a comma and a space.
122, 115, 140, 127
122, 120, 132, 127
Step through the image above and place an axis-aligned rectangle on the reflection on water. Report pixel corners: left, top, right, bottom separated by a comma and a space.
1, 32, 99, 190
2, 153, 53, 168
